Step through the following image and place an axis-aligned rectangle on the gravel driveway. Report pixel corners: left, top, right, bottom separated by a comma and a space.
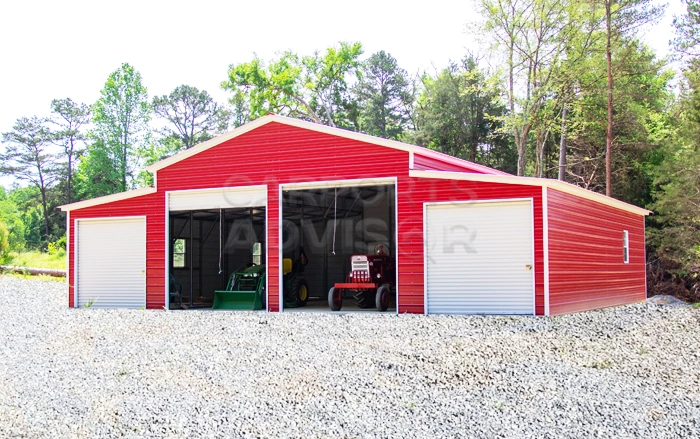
0, 277, 698, 438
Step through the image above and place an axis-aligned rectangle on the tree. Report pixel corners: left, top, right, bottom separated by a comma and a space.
354, 51, 414, 140
89, 63, 150, 194
50, 98, 90, 204
601, 0, 665, 196
0, 117, 57, 242
411, 57, 515, 171
222, 42, 363, 129
476, 0, 587, 176
672, 0, 700, 58
152, 85, 230, 152
645, 0, 700, 301
563, 41, 671, 202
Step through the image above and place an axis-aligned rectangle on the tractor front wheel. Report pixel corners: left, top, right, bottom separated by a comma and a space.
328, 287, 342, 311
354, 290, 375, 308
376, 285, 390, 312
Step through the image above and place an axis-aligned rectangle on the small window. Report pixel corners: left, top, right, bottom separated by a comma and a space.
623, 230, 629, 264
173, 239, 186, 268
252, 242, 262, 265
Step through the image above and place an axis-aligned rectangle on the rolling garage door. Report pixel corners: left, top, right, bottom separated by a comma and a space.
76, 217, 146, 309
168, 186, 267, 211
425, 200, 534, 315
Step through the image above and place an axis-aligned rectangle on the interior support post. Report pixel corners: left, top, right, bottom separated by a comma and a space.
189, 211, 194, 307
198, 218, 203, 298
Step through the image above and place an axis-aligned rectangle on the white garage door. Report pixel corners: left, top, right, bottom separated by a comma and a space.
425, 200, 534, 315
76, 217, 146, 309
168, 186, 267, 211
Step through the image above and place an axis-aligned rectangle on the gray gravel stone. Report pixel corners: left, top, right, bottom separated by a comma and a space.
0, 276, 698, 438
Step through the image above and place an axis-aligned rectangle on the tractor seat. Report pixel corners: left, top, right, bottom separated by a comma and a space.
283, 258, 293, 276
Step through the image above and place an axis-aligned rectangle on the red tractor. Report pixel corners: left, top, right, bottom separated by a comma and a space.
328, 244, 395, 312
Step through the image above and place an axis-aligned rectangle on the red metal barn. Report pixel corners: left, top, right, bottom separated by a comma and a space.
60, 115, 650, 315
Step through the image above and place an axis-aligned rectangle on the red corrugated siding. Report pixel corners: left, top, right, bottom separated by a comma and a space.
397, 178, 545, 315
547, 189, 646, 315
413, 152, 501, 174
156, 122, 409, 311
68, 192, 164, 309
68, 121, 648, 317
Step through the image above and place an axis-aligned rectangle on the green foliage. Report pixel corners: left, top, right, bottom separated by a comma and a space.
566, 42, 672, 203
0, 222, 10, 259
1, 116, 59, 242
673, 0, 700, 58
355, 51, 414, 140
50, 98, 90, 205
152, 85, 230, 152
411, 57, 517, 173
0, 187, 27, 251
222, 42, 363, 129
89, 62, 151, 195
648, 68, 700, 277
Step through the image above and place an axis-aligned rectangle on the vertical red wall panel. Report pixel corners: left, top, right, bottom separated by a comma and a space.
397, 177, 545, 315
68, 192, 164, 309
547, 189, 647, 315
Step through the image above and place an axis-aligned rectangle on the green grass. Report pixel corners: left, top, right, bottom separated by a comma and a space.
4, 251, 66, 270
693, 303, 700, 309
3, 272, 65, 282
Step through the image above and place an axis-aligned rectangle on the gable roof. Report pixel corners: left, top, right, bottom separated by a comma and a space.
145, 114, 510, 175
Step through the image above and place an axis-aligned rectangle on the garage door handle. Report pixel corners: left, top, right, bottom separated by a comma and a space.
525, 265, 532, 270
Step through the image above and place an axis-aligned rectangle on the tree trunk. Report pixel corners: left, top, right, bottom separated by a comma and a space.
558, 104, 568, 181
516, 135, 527, 176
605, 0, 614, 197
39, 186, 50, 243
67, 151, 73, 205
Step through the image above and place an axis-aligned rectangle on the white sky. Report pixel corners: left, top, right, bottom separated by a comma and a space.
0, 0, 686, 137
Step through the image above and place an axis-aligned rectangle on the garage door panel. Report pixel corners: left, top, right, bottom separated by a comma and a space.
425, 200, 534, 315
76, 218, 146, 309
169, 186, 266, 211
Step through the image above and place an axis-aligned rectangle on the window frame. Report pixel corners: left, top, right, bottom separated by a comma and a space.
623, 230, 629, 264
172, 238, 187, 268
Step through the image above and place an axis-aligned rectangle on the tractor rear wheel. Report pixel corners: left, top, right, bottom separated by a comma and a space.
354, 290, 375, 308
288, 277, 309, 307
376, 285, 390, 312
296, 279, 308, 307
328, 287, 342, 311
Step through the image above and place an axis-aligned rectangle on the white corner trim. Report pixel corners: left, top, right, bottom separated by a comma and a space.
542, 186, 550, 316
66, 211, 72, 307
59, 187, 157, 212
164, 192, 170, 311
408, 169, 651, 216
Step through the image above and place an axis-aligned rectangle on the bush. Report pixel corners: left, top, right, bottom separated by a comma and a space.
0, 222, 10, 259
47, 236, 66, 257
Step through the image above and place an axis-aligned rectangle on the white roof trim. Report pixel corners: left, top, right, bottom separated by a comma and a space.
145, 114, 508, 175
409, 170, 652, 216
58, 187, 157, 212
